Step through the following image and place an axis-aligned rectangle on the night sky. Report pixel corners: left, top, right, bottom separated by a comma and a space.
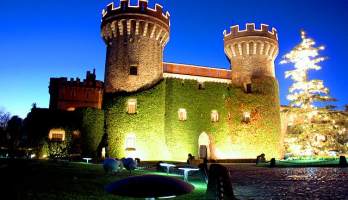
1, 0, 348, 118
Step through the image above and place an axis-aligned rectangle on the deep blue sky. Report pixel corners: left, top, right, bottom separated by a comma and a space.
1, 0, 348, 118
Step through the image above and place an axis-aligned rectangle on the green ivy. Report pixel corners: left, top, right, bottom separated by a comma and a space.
77, 108, 105, 158
104, 77, 282, 161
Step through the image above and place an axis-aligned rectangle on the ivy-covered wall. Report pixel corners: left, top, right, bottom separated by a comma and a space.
225, 77, 283, 160
78, 108, 105, 157
104, 81, 169, 160
104, 77, 282, 161
164, 79, 231, 161
25, 108, 105, 159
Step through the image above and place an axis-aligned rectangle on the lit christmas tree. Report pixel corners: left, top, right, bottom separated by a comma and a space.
281, 30, 348, 157
281, 30, 331, 111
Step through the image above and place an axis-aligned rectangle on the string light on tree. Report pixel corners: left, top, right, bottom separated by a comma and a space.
281, 30, 332, 112
280, 30, 345, 157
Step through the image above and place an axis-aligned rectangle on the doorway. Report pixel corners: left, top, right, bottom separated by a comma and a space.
198, 132, 210, 159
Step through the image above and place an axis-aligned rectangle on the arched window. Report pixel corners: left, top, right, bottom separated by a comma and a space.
242, 111, 251, 123
211, 110, 219, 122
198, 82, 205, 90
178, 108, 187, 121
127, 99, 137, 114
125, 133, 136, 151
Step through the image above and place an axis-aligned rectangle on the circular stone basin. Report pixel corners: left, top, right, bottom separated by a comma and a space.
105, 174, 194, 198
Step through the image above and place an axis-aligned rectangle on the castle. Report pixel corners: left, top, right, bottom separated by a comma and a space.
47, 0, 283, 161
100, 0, 282, 161
49, 69, 104, 111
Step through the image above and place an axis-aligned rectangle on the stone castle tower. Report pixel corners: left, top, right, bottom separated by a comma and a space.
101, 0, 170, 93
100, 1, 282, 161
224, 23, 279, 87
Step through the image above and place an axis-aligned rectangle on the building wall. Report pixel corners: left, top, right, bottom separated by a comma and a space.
104, 36, 164, 93
104, 77, 282, 161
104, 80, 169, 160
101, 1, 170, 93
49, 71, 103, 111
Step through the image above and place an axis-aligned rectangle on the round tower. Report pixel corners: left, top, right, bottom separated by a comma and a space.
101, 0, 170, 93
223, 23, 279, 87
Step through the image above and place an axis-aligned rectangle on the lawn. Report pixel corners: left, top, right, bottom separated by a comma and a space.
0, 159, 207, 200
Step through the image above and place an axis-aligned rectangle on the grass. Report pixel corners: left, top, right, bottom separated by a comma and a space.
0, 159, 207, 200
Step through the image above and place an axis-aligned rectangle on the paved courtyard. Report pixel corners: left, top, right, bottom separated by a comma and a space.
225, 164, 348, 200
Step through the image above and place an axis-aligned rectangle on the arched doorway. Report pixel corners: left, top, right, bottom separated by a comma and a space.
198, 132, 210, 159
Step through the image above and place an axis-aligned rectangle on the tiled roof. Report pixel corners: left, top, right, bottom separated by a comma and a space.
163, 62, 231, 80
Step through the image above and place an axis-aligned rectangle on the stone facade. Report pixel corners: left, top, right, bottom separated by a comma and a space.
101, 0, 170, 93
224, 24, 279, 87
49, 70, 103, 111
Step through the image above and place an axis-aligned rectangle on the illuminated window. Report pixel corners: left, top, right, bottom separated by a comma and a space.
127, 99, 137, 114
211, 110, 219, 122
67, 107, 75, 111
130, 66, 138, 76
48, 129, 65, 142
125, 134, 136, 151
72, 130, 80, 139
178, 108, 187, 121
242, 112, 251, 123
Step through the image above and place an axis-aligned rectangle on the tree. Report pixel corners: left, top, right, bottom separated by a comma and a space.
0, 109, 10, 146
0, 109, 10, 130
280, 30, 345, 157
280, 30, 332, 111
6, 116, 23, 156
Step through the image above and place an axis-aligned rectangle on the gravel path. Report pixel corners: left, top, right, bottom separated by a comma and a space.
225, 164, 348, 200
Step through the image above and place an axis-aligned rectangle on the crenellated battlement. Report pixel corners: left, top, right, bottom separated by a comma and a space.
224, 23, 278, 42
223, 23, 279, 87
102, 1, 170, 93
49, 70, 104, 89
224, 23, 279, 61
102, 0, 170, 29
101, 0, 170, 47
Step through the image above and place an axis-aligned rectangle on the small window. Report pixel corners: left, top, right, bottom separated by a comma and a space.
72, 130, 80, 139
245, 83, 252, 93
67, 107, 75, 111
127, 99, 137, 114
48, 129, 65, 142
211, 110, 219, 122
130, 66, 138, 76
178, 108, 187, 121
242, 112, 251, 123
125, 134, 136, 151
198, 82, 205, 90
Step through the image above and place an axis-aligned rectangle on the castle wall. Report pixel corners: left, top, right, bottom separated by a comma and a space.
104, 80, 169, 160
101, 3, 282, 161
104, 35, 164, 92
101, 1, 170, 93
104, 77, 282, 161
224, 24, 279, 87
49, 72, 103, 111
54, 87, 103, 110
164, 79, 231, 161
